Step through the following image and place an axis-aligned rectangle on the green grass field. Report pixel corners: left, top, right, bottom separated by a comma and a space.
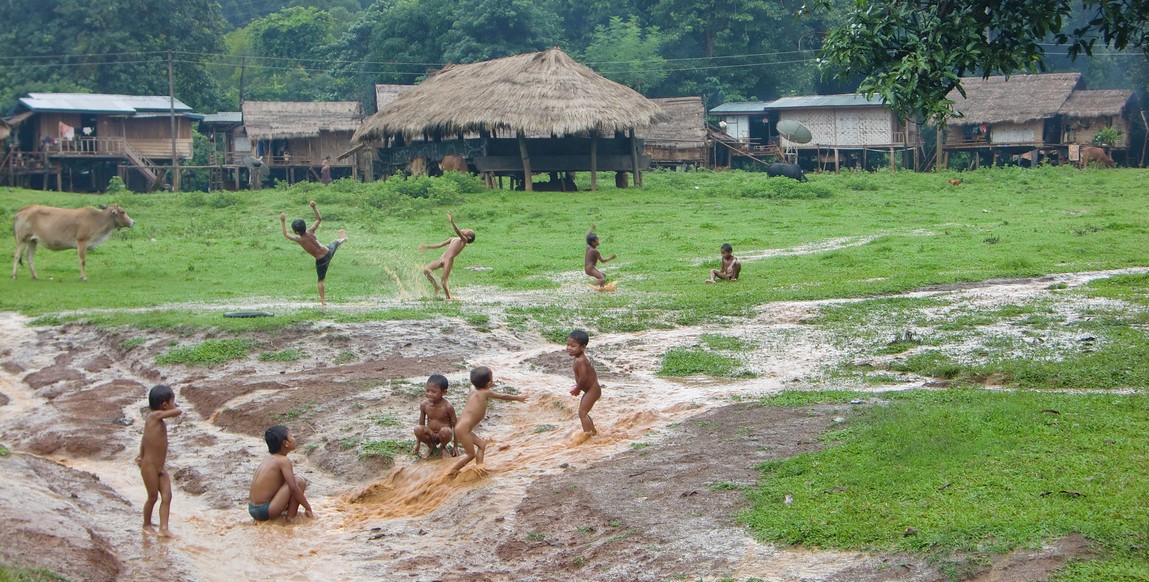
3, 166, 1148, 579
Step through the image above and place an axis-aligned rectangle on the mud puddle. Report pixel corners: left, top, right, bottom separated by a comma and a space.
1, 268, 1137, 581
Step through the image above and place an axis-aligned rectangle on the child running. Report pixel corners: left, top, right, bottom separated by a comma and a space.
584, 224, 616, 289
280, 200, 347, 306
448, 366, 527, 478
249, 425, 314, 523
706, 243, 742, 283
412, 374, 458, 458
418, 212, 475, 300
137, 384, 182, 536
566, 329, 602, 437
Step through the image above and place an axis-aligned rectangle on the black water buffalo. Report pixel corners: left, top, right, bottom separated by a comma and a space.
766, 163, 808, 182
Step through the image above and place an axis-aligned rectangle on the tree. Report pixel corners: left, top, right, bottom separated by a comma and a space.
0, 0, 226, 111
818, 0, 1149, 124
582, 17, 668, 93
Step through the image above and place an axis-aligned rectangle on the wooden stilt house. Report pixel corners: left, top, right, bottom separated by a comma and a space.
352, 48, 669, 191
1, 93, 200, 192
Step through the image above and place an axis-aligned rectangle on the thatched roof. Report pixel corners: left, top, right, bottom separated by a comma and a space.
1059, 89, 1139, 119
642, 97, 707, 148
946, 73, 1082, 126
353, 48, 669, 143
375, 84, 415, 112
242, 101, 363, 140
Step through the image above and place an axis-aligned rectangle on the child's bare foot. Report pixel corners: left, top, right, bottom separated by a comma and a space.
705, 278, 714, 283
337, 229, 347, 243
157, 528, 173, 538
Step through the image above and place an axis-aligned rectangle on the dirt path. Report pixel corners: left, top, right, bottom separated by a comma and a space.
1, 269, 1138, 581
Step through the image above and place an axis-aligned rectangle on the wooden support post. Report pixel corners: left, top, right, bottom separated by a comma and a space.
834, 148, 840, 173
629, 129, 641, 187
590, 135, 598, 191
518, 133, 532, 192
889, 146, 895, 173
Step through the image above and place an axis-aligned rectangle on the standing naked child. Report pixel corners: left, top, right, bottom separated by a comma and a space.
137, 384, 182, 537
281, 200, 347, 306
584, 224, 617, 290
249, 425, 314, 523
413, 374, 458, 458
566, 329, 602, 437
418, 212, 475, 300
448, 366, 527, 478
706, 243, 742, 283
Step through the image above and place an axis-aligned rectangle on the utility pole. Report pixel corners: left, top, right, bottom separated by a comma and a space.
169, 50, 180, 192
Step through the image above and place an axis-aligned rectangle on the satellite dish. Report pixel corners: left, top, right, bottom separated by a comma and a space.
776, 119, 812, 144
242, 155, 270, 188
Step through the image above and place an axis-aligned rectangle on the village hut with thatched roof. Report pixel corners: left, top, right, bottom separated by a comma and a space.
941, 73, 1082, 168
352, 47, 669, 190
1058, 89, 1141, 149
240, 101, 363, 179
641, 97, 710, 168
940, 73, 1143, 168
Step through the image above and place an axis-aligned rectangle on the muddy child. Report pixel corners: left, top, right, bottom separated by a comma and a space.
413, 374, 458, 458
418, 212, 474, 300
249, 425, 313, 523
584, 224, 616, 289
280, 200, 347, 306
137, 384, 182, 536
566, 329, 602, 437
706, 243, 741, 283
448, 366, 527, 478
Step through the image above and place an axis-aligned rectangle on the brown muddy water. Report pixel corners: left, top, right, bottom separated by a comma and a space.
0, 268, 1140, 581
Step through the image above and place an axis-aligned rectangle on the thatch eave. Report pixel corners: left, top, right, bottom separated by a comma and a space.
352, 48, 670, 144
945, 73, 1082, 127
242, 101, 363, 141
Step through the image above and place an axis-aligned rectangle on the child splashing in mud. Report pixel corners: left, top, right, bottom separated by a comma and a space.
567, 330, 602, 438
137, 384, 182, 537
584, 224, 617, 291
418, 212, 474, 300
412, 374, 458, 458
448, 366, 527, 479
280, 200, 347, 306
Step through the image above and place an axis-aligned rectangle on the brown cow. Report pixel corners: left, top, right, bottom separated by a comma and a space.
438, 155, 469, 174
1077, 145, 1116, 169
12, 204, 135, 281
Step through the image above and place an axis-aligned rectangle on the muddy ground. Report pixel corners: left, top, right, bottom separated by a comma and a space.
0, 270, 1129, 581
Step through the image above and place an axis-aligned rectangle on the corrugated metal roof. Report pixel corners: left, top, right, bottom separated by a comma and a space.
763, 94, 885, 109
19, 93, 194, 114
709, 101, 772, 114
200, 112, 243, 124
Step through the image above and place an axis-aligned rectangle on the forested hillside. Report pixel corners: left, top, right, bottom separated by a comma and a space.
0, 0, 1147, 116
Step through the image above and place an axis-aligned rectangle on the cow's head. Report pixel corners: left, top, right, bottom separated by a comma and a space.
106, 204, 135, 229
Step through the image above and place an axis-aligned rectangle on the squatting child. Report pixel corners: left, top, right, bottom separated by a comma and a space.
567, 329, 602, 436
413, 374, 458, 458
281, 200, 347, 306
418, 212, 474, 300
448, 366, 527, 478
584, 224, 616, 288
137, 384, 182, 536
706, 243, 742, 283
248, 425, 314, 523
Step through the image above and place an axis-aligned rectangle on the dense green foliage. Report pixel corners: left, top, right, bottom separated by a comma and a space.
747, 389, 1149, 578
0, 0, 227, 110
819, 0, 1149, 123
4, 0, 1149, 115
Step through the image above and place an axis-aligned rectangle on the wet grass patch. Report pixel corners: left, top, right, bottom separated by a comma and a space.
744, 390, 1149, 578
156, 338, 255, 366
658, 348, 742, 377
358, 439, 411, 460
258, 348, 303, 362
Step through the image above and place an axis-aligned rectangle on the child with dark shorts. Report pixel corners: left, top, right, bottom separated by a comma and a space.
249, 425, 313, 523
280, 200, 347, 306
